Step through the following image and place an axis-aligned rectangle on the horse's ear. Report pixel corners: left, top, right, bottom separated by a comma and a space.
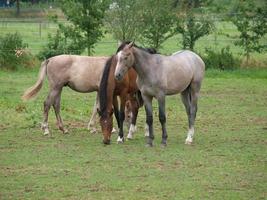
117, 40, 122, 47
128, 41, 134, 49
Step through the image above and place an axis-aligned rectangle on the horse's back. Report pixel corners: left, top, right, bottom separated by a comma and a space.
46, 55, 108, 92
172, 50, 205, 82
150, 50, 204, 95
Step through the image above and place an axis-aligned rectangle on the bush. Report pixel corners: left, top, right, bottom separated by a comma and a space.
0, 32, 36, 70
202, 46, 240, 70
37, 29, 85, 60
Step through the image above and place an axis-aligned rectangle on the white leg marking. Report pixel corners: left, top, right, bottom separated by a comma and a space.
89, 127, 97, 134
42, 123, 50, 136
112, 127, 117, 133
145, 123, 149, 137
127, 124, 136, 139
185, 127, 194, 145
117, 136, 124, 143
88, 96, 98, 130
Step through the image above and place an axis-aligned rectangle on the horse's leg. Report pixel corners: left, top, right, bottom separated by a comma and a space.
88, 93, 99, 133
142, 94, 154, 147
182, 82, 201, 145
52, 87, 68, 134
113, 95, 120, 133
42, 95, 51, 136
157, 95, 168, 147
42, 88, 58, 136
117, 95, 126, 143
127, 97, 138, 140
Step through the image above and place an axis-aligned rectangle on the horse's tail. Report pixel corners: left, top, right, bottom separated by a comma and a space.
99, 56, 114, 117
21, 59, 49, 101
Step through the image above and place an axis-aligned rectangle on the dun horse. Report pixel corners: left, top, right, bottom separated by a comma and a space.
22, 55, 108, 135
99, 43, 157, 144
115, 42, 205, 146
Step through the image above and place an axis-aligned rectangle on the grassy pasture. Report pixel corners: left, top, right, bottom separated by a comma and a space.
0, 69, 266, 199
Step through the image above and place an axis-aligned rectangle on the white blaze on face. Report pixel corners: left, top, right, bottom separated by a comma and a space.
115, 51, 123, 78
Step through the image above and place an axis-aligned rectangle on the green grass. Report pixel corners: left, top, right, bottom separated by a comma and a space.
0, 68, 266, 199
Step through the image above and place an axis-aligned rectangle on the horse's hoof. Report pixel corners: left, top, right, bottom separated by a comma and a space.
161, 143, 167, 148
146, 136, 154, 147
185, 139, 193, 145
43, 130, 50, 136
112, 128, 117, 133
117, 137, 124, 144
89, 128, 97, 134
145, 143, 153, 147
127, 134, 133, 140
144, 132, 149, 137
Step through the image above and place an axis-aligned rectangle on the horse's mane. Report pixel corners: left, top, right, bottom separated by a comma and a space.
116, 41, 157, 54
99, 42, 157, 118
99, 55, 115, 117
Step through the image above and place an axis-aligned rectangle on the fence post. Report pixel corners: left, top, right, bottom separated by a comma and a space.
39, 21, 42, 38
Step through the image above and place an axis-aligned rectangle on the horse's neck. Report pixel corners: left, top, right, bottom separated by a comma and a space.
132, 48, 152, 79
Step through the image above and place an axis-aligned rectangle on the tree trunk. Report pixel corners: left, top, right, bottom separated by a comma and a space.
246, 51, 249, 67
16, 0, 20, 17
87, 45, 91, 56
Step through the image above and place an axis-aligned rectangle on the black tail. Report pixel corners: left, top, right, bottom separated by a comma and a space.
99, 55, 114, 117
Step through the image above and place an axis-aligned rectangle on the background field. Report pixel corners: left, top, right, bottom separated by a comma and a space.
0, 69, 266, 199
1, 4, 267, 199
1, 19, 267, 66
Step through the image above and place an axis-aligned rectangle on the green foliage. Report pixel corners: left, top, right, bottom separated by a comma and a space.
175, 0, 214, 51
176, 12, 213, 50
229, 1, 267, 63
58, 0, 109, 55
138, 0, 176, 50
203, 46, 240, 70
37, 29, 86, 60
104, 0, 141, 41
0, 32, 35, 70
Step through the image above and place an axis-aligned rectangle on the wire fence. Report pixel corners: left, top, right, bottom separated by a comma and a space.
0, 18, 266, 58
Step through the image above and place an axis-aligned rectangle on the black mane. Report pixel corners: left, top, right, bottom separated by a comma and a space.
116, 41, 158, 54
98, 55, 114, 117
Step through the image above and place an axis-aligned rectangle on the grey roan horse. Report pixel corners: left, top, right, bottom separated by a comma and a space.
22, 55, 108, 135
114, 42, 205, 146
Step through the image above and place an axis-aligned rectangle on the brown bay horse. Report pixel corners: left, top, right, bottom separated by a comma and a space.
22, 55, 108, 135
99, 43, 157, 144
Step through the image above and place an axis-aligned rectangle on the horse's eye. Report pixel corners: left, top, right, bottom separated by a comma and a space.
124, 57, 128, 60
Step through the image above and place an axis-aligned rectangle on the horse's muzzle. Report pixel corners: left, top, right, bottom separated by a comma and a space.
103, 139, 111, 145
115, 73, 123, 81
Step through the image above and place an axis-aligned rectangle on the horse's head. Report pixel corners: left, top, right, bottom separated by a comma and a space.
115, 42, 135, 81
99, 109, 113, 145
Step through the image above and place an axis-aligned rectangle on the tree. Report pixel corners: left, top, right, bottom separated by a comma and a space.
176, 12, 213, 50
104, 0, 141, 42
175, 0, 213, 50
15, 0, 20, 16
138, 0, 176, 50
37, 29, 86, 59
58, 0, 109, 55
230, 1, 267, 64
